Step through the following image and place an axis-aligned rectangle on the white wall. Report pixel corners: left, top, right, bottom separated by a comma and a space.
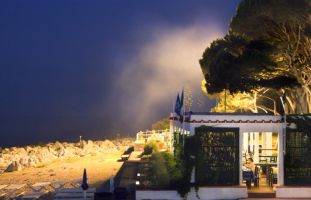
276, 187, 311, 198
136, 187, 247, 200
136, 190, 181, 200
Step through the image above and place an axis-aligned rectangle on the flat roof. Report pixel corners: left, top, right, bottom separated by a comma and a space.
184, 112, 276, 116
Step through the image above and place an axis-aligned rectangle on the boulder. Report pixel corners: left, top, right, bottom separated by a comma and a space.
54, 141, 64, 148
13, 148, 28, 158
5, 161, 22, 172
56, 147, 65, 157
35, 147, 55, 162
2, 148, 10, 154
61, 147, 75, 157
19, 157, 29, 167
25, 146, 33, 153
87, 140, 93, 146
0, 158, 5, 167
28, 157, 37, 167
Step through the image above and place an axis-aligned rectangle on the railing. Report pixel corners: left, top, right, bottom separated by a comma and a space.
135, 129, 172, 150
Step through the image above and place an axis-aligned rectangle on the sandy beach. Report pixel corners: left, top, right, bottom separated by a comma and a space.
0, 152, 123, 187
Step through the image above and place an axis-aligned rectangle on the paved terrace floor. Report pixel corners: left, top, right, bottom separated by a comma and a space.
240, 198, 311, 200
97, 151, 142, 200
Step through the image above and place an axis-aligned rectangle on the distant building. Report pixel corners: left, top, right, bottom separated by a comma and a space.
134, 129, 171, 151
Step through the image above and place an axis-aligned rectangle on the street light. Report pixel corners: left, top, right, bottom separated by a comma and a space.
280, 92, 287, 155
79, 135, 83, 148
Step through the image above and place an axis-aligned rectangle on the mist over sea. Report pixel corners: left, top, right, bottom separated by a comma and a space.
0, 98, 214, 148
0, 116, 135, 148
0, 1, 233, 148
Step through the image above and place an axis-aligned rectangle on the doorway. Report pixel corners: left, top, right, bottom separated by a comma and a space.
242, 132, 278, 193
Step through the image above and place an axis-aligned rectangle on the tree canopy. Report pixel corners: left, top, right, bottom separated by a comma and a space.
200, 0, 311, 114
200, 35, 297, 94
151, 118, 169, 130
230, 0, 311, 40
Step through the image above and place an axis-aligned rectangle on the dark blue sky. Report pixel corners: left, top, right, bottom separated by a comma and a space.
0, 0, 240, 147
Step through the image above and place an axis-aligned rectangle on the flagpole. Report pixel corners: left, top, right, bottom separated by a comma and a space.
172, 99, 175, 114
174, 93, 180, 144
182, 88, 185, 148
182, 102, 185, 148
171, 99, 175, 151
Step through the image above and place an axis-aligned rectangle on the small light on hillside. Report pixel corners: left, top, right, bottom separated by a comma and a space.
136, 181, 140, 185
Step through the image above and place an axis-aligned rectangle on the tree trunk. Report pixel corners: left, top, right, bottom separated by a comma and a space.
287, 86, 311, 114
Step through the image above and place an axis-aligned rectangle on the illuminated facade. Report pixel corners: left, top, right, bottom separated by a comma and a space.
170, 112, 311, 199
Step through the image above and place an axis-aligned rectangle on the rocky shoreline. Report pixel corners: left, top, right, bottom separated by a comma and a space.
0, 138, 133, 173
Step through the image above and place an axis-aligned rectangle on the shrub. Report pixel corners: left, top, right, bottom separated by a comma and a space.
161, 152, 182, 179
143, 145, 153, 155
149, 153, 170, 188
143, 140, 159, 155
144, 135, 194, 197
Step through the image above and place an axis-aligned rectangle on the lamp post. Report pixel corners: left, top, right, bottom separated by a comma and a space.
79, 135, 83, 148
279, 92, 287, 186
280, 92, 287, 155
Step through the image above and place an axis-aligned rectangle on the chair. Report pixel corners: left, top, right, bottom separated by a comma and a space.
0, 191, 7, 199
267, 167, 278, 186
270, 156, 277, 163
266, 167, 271, 184
3, 184, 26, 199
19, 182, 51, 200
254, 165, 260, 187
29, 182, 51, 192
69, 180, 82, 188
20, 191, 48, 200
0, 184, 8, 198
50, 181, 66, 192
271, 167, 278, 185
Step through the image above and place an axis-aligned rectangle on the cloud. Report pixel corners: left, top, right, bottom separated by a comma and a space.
118, 24, 224, 130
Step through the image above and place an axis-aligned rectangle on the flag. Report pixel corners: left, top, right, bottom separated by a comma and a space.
174, 93, 181, 115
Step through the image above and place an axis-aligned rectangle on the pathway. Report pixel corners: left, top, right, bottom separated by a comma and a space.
97, 151, 142, 200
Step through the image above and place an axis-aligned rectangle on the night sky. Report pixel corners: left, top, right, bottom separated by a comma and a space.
0, 0, 240, 147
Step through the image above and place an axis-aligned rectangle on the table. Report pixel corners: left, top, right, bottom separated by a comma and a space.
255, 163, 277, 175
